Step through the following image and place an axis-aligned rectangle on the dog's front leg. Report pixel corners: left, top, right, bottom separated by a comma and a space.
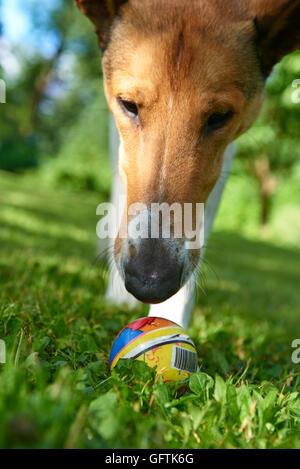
104, 115, 138, 308
148, 276, 196, 330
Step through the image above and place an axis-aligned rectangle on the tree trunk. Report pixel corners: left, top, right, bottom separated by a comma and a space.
253, 156, 277, 227
30, 41, 65, 128
261, 189, 271, 226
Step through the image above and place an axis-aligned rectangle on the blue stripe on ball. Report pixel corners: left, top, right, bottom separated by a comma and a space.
109, 328, 143, 368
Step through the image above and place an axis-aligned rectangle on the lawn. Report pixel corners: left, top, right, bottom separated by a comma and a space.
0, 170, 299, 449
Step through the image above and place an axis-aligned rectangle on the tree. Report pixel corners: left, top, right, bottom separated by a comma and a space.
237, 51, 300, 227
0, 0, 105, 172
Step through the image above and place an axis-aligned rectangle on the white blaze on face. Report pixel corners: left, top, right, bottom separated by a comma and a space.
159, 94, 174, 196
159, 34, 184, 196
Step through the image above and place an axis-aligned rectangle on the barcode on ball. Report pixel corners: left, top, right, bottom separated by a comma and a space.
171, 346, 198, 373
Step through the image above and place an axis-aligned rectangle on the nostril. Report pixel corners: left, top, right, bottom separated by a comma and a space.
128, 243, 137, 260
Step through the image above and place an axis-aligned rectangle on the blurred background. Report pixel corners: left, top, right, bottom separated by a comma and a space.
0, 0, 300, 245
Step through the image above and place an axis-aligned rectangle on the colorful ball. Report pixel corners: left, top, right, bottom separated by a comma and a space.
109, 317, 198, 382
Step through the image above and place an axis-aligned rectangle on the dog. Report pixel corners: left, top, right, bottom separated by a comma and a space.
76, 0, 299, 329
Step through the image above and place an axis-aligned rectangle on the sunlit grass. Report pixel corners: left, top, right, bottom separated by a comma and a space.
0, 170, 299, 449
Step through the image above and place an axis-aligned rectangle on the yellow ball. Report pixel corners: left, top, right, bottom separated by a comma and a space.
109, 317, 198, 382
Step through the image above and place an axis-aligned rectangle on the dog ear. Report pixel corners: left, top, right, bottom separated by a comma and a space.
75, 0, 128, 50
251, 0, 300, 76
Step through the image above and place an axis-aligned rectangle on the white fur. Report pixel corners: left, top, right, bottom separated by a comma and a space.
105, 115, 138, 307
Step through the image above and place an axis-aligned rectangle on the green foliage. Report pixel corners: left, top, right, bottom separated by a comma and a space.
0, 171, 299, 449
37, 96, 111, 196
238, 51, 300, 172
213, 158, 300, 247
236, 52, 300, 225
0, 0, 106, 179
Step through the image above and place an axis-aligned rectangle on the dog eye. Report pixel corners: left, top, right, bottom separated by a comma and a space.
118, 97, 139, 119
204, 111, 234, 136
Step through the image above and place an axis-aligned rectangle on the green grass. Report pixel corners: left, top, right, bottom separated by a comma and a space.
0, 170, 300, 449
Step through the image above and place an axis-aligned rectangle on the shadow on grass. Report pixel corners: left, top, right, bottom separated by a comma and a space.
202, 231, 300, 333
0, 172, 109, 303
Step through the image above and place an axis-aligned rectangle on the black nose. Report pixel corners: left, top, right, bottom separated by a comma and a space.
123, 239, 182, 303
